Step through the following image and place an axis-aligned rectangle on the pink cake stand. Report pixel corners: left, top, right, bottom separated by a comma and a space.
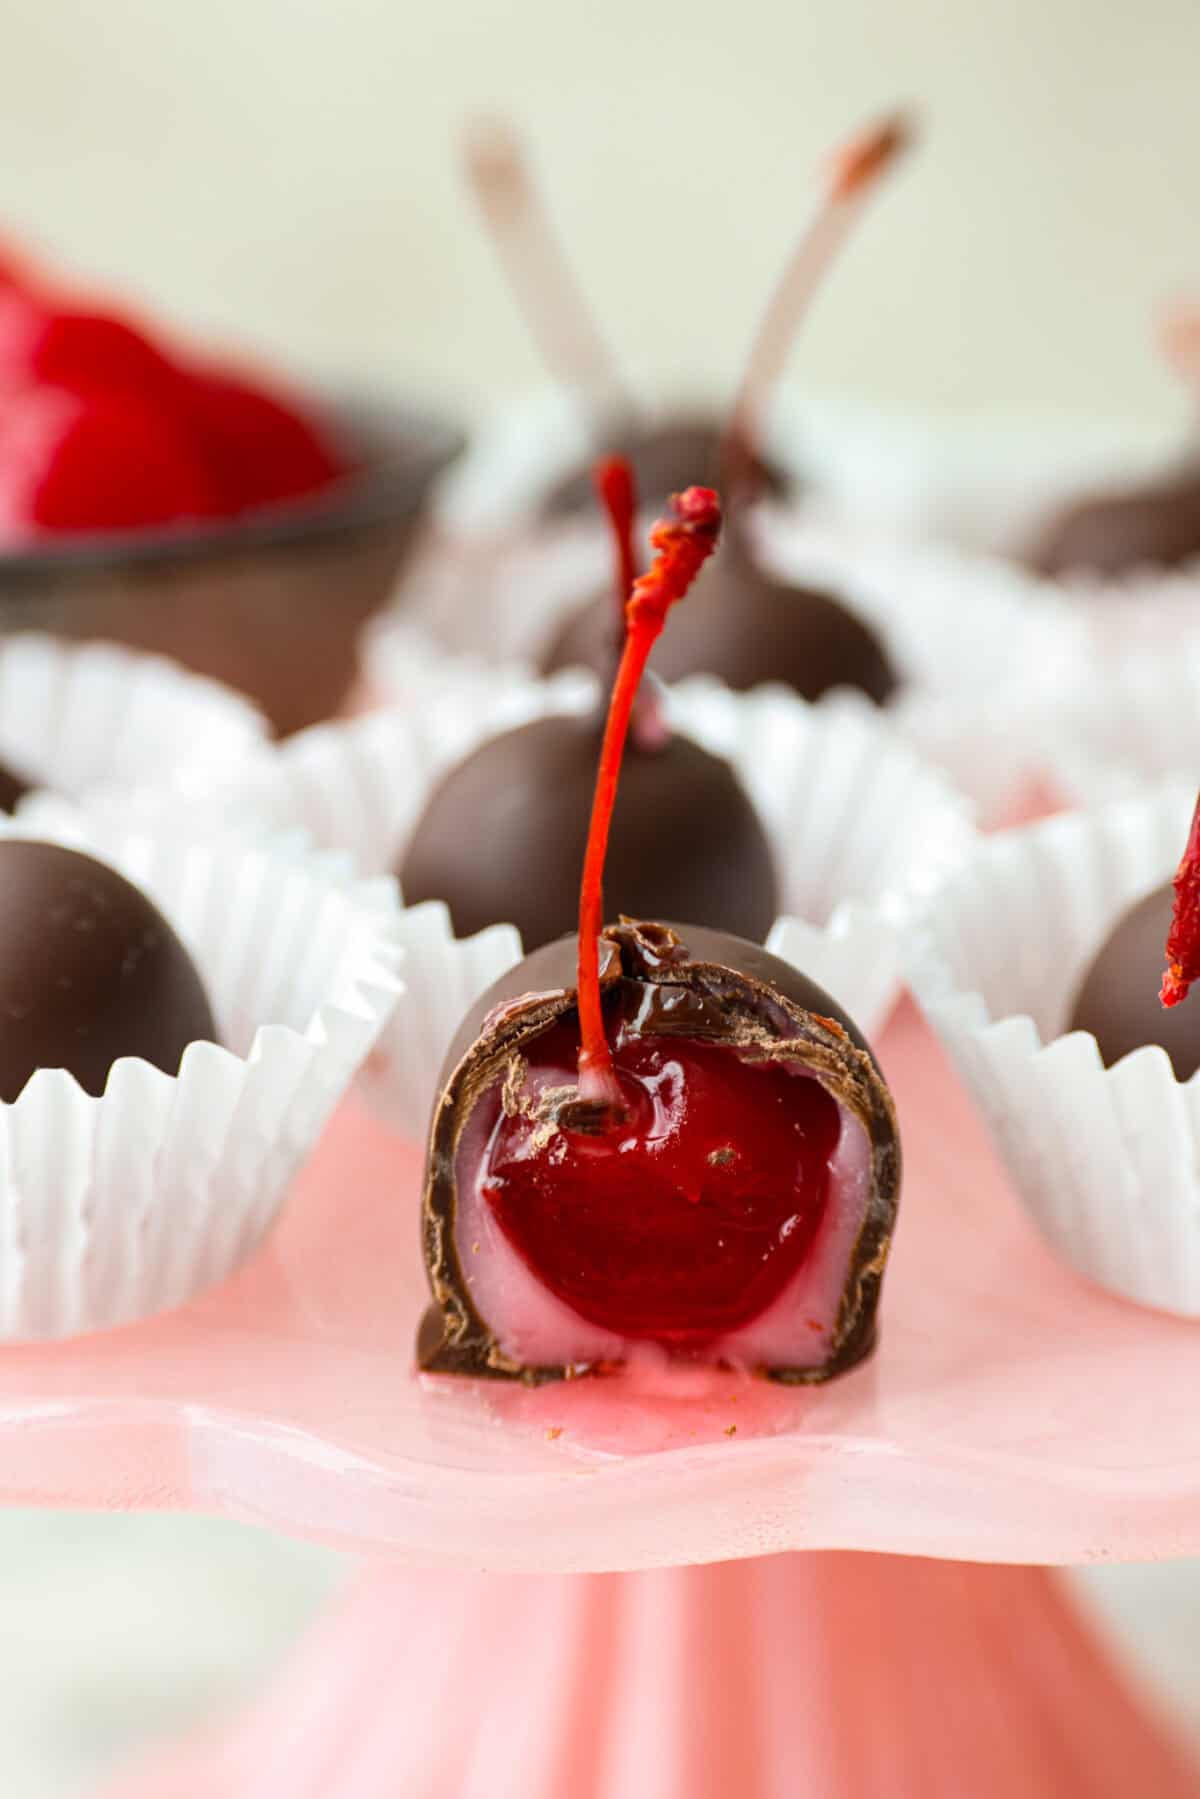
12, 999, 1194, 1795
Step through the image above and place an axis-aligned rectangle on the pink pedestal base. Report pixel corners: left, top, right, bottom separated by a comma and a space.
106, 1552, 1197, 1799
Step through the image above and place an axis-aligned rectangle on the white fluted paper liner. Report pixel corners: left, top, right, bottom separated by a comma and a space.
134, 658, 973, 1124
1027, 640, 1200, 811
1046, 558, 1200, 681
0, 634, 268, 800
0, 809, 402, 1340
906, 781, 1200, 1315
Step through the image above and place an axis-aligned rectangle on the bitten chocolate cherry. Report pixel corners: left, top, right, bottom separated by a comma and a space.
0, 840, 215, 1102
417, 485, 900, 1383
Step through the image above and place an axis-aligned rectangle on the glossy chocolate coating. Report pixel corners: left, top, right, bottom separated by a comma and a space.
1028, 468, 1200, 580
541, 527, 898, 706
399, 713, 779, 951
0, 840, 216, 1101
540, 413, 789, 518
418, 919, 900, 1383
1069, 883, 1200, 1079
0, 758, 32, 815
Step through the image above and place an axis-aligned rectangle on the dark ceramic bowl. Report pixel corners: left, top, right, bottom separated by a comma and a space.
0, 397, 464, 735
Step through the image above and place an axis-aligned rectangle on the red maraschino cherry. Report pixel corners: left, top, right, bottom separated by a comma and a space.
180, 360, 346, 510
0, 385, 221, 535
0, 289, 178, 402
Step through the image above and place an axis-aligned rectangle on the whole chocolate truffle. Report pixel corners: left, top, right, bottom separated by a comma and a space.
1070, 883, 1200, 1078
399, 712, 779, 951
1028, 467, 1200, 580
541, 524, 897, 705
540, 413, 789, 519
418, 919, 900, 1384
0, 840, 216, 1101
0, 757, 32, 815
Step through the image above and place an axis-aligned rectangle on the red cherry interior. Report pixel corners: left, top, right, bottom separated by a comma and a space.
477, 1005, 841, 1348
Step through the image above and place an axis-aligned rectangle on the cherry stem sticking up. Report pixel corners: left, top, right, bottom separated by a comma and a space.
594, 454, 639, 642
576, 485, 723, 1110
1161, 791, 1200, 1007
720, 109, 914, 501
1159, 301, 1200, 392
463, 117, 631, 410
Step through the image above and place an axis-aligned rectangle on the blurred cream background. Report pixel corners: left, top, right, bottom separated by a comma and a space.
2, 0, 1200, 1793
2, 0, 1200, 434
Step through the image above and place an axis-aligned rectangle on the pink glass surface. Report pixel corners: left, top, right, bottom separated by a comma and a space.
3, 997, 1200, 1570
104, 1553, 1198, 1799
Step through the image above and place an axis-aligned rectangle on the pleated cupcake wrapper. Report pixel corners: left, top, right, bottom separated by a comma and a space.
907, 781, 1200, 1315
381, 502, 1083, 824
1051, 557, 1200, 679
0, 811, 403, 1340
132, 654, 973, 1128
0, 634, 268, 802
1026, 640, 1200, 811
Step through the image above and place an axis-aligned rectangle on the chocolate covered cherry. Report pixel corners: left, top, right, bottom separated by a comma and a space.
417, 485, 900, 1382
1027, 309, 1200, 579
0, 840, 215, 1102
400, 458, 778, 948
0, 758, 32, 815
400, 711, 778, 951
540, 412, 787, 518
542, 509, 897, 704
1069, 884, 1200, 1079
1072, 792, 1200, 1080
533, 115, 910, 704
464, 111, 908, 525
1028, 468, 1200, 580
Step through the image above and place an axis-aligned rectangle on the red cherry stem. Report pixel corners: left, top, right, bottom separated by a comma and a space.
1161, 791, 1200, 1007
576, 486, 723, 1109
1159, 302, 1200, 394
594, 454, 639, 645
720, 110, 914, 499
463, 117, 631, 410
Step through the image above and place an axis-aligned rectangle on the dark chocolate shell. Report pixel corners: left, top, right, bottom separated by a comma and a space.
540, 530, 898, 707
1069, 882, 1200, 1080
418, 920, 900, 1385
398, 714, 779, 951
0, 839, 215, 1102
0, 758, 32, 815
1027, 468, 1200, 579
